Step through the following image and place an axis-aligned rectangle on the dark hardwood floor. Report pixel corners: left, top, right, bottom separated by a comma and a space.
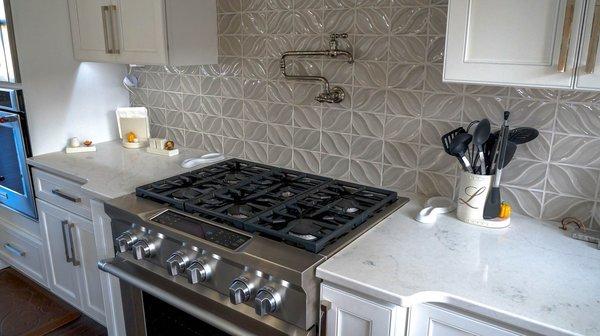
47, 314, 107, 336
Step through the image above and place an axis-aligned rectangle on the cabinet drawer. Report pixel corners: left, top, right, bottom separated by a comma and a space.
321, 284, 396, 336
0, 222, 46, 285
32, 168, 91, 219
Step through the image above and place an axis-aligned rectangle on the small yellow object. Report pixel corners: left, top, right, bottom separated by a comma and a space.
499, 202, 512, 219
126, 132, 137, 143
164, 140, 175, 151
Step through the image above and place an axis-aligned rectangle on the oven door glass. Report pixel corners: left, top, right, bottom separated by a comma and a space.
0, 0, 20, 84
0, 111, 35, 218
143, 292, 231, 336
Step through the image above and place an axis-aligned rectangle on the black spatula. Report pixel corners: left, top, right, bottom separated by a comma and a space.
509, 127, 539, 145
441, 127, 466, 155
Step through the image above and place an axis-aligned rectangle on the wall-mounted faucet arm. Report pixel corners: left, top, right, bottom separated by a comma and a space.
279, 33, 354, 104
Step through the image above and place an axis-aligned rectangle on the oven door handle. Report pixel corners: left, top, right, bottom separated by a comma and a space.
98, 257, 265, 336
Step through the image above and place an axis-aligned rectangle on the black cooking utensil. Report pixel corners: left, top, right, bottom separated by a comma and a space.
509, 127, 539, 145
483, 133, 497, 175
484, 111, 510, 219
501, 141, 517, 169
472, 119, 491, 175
449, 133, 474, 173
442, 127, 466, 155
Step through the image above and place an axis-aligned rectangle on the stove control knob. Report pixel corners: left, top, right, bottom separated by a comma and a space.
132, 239, 156, 260
115, 230, 141, 253
186, 259, 212, 284
165, 251, 191, 276
254, 287, 281, 316
229, 277, 251, 305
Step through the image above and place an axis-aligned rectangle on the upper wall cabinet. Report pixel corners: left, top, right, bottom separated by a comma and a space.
67, 0, 218, 65
444, 0, 600, 90
575, 0, 600, 89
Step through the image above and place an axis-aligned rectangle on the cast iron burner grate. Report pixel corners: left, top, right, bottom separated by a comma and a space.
136, 159, 398, 253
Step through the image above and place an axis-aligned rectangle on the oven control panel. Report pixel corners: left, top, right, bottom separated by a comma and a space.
110, 214, 307, 328
151, 210, 250, 250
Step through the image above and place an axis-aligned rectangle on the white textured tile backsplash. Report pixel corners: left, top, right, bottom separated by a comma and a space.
130, 0, 600, 228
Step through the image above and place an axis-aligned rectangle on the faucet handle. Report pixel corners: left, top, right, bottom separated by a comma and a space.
329, 33, 349, 50
315, 87, 345, 104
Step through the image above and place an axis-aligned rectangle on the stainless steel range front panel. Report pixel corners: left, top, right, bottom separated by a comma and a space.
103, 188, 408, 334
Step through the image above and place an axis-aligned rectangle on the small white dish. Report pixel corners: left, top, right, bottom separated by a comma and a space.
181, 153, 225, 168
415, 196, 456, 224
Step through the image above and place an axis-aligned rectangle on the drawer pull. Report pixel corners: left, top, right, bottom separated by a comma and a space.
587, 4, 600, 74
3, 243, 25, 257
52, 189, 81, 203
67, 222, 80, 267
61, 220, 80, 267
558, 0, 576, 72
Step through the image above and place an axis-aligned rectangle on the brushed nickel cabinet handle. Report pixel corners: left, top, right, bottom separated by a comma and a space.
558, 0, 576, 72
101, 5, 112, 54
3, 243, 25, 257
61, 220, 73, 264
51, 189, 81, 203
67, 223, 80, 267
110, 5, 120, 54
587, 4, 600, 73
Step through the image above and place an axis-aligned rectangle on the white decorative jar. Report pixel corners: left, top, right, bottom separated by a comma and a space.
456, 172, 510, 228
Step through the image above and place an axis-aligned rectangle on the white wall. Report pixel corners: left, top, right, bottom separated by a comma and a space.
10, 0, 129, 156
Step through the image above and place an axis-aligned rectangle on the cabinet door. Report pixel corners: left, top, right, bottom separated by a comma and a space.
444, 0, 585, 88
68, 0, 118, 62
39, 200, 81, 307
575, 0, 600, 90
112, 0, 168, 65
73, 216, 106, 324
408, 304, 523, 336
321, 284, 397, 336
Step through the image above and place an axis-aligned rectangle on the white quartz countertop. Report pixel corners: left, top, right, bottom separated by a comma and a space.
27, 141, 216, 200
316, 197, 600, 336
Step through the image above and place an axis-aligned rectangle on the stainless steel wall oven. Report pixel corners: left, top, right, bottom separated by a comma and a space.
0, 88, 36, 219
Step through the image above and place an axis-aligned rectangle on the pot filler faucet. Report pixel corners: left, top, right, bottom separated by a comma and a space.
280, 33, 354, 104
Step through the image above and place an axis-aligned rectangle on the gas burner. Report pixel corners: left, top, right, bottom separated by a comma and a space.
227, 204, 254, 219
335, 199, 360, 214
151, 182, 171, 191
134, 158, 402, 253
225, 173, 245, 184
171, 188, 201, 200
288, 219, 320, 241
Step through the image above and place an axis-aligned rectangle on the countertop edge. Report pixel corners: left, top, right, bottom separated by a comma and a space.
316, 267, 580, 336
27, 157, 88, 185
28, 154, 134, 201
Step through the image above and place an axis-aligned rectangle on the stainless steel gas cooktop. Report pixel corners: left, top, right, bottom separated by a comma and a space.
100, 159, 408, 335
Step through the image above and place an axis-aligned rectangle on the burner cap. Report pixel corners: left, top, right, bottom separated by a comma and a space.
289, 219, 320, 241
336, 199, 360, 214
171, 188, 201, 200
227, 204, 254, 219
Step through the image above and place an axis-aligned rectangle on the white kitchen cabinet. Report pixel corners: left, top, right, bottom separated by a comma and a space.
408, 304, 524, 336
91, 199, 126, 336
320, 284, 407, 336
68, 0, 116, 63
0, 219, 47, 285
444, 0, 588, 89
68, 0, 218, 65
39, 199, 105, 324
